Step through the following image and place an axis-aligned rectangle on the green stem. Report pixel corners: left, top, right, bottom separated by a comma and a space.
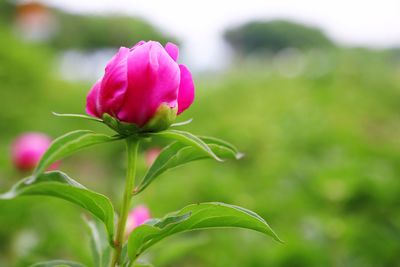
111, 137, 140, 267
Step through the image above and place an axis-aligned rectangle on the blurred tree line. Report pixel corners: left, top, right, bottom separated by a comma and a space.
224, 20, 335, 55
0, 0, 176, 50
50, 11, 176, 50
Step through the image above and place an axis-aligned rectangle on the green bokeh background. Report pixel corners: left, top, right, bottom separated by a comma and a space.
1, 4, 400, 267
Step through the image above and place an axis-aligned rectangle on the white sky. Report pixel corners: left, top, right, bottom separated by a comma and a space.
42, 0, 400, 70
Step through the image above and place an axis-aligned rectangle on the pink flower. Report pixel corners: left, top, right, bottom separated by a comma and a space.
145, 147, 161, 167
86, 41, 195, 130
11, 132, 57, 172
125, 205, 151, 236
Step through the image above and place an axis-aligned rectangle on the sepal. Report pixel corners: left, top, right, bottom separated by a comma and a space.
142, 103, 177, 132
102, 113, 141, 136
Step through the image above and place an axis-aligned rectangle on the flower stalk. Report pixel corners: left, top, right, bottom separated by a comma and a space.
111, 136, 140, 267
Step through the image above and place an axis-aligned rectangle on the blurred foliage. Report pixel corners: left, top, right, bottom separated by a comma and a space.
0, 1, 14, 24
1, 13, 400, 267
50, 11, 177, 50
224, 20, 335, 55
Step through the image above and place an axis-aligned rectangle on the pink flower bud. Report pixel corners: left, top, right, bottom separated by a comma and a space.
11, 132, 57, 172
125, 205, 151, 236
145, 147, 161, 167
86, 41, 195, 131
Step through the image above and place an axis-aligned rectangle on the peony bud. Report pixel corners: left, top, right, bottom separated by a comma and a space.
86, 41, 195, 133
11, 132, 57, 172
125, 205, 151, 236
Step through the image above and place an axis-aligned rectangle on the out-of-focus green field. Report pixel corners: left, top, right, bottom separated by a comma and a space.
1, 29, 400, 267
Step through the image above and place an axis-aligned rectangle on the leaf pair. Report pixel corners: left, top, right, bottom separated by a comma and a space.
135, 130, 243, 194
27, 202, 281, 266
127, 202, 282, 260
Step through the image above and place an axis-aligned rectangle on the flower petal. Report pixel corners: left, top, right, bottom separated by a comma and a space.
86, 79, 101, 117
131, 40, 146, 50
165, 42, 179, 61
118, 41, 180, 126
177, 64, 195, 114
98, 47, 130, 116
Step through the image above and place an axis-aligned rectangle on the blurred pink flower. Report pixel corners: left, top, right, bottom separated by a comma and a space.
145, 147, 161, 167
86, 41, 194, 129
125, 205, 151, 236
11, 132, 57, 172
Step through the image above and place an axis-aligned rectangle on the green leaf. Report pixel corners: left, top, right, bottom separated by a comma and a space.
34, 130, 121, 175
0, 171, 115, 244
52, 112, 103, 122
127, 202, 282, 260
30, 260, 86, 267
151, 130, 222, 162
135, 137, 242, 194
84, 216, 112, 267
198, 136, 243, 159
